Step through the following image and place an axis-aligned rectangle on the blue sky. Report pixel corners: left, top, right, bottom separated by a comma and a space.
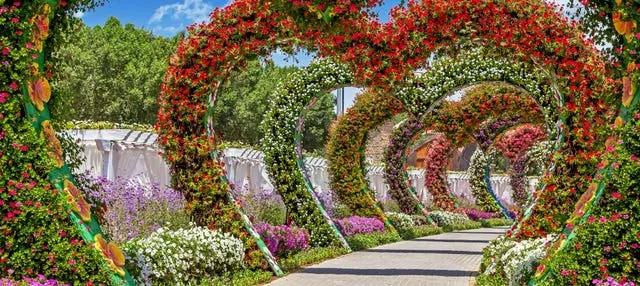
78, 0, 573, 109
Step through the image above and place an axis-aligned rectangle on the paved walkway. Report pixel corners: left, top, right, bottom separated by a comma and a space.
268, 227, 508, 286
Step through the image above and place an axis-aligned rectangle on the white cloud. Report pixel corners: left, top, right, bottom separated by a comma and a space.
73, 11, 85, 18
149, 0, 213, 24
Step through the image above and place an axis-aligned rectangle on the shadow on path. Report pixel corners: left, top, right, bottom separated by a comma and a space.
413, 238, 491, 243
360, 249, 482, 255
300, 267, 477, 277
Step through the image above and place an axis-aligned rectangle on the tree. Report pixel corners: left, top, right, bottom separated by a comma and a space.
215, 59, 336, 153
50, 17, 180, 124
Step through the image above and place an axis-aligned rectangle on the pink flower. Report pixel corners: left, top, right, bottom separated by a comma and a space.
611, 192, 622, 199
631, 243, 638, 249
2, 47, 10, 55
561, 269, 569, 276
25, 42, 33, 49
637, 33, 640, 40
604, 246, 611, 252
599, 217, 607, 223
0, 92, 8, 103
9, 82, 18, 89
11, 18, 19, 23
601, 258, 608, 265
588, 216, 596, 223
12, 2, 19, 7
19, 145, 28, 152
635, 114, 640, 119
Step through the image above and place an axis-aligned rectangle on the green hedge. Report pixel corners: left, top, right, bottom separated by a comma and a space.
346, 230, 403, 251
481, 218, 513, 228
398, 225, 443, 240
279, 247, 349, 273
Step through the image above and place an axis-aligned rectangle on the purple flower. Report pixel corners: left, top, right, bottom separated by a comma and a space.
79, 173, 188, 243
255, 223, 310, 257
334, 216, 385, 236
463, 209, 499, 221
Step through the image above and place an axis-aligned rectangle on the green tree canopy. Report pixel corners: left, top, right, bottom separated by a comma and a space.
51, 17, 180, 124
50, 17, 336, 153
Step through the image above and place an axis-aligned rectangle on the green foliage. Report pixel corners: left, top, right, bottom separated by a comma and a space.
481, 219, 513, 228
346, 230, 403, 251
50, 17, 179, 124
330, 203, 353, 219
397, 225, 443, 240
0, 81, 110, 284
410, 214, 431, 226
544, 147, 640, 285
440, 221, 483, 232
218, 60, 335, 153
279, 247, 349, 273
205, 270, 274, 286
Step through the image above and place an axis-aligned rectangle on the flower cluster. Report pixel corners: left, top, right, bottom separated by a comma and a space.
428, 211, 470, 227
334, 216, 385, 236
464, 209, 499, 221
385, 212, 415, 230
261, 60, 353, 247
254, 223, 310, 257
79, 174, 189, 244
122, 225, 245, 285
423, 134, 456, 211
468, 149, 501, 212
383, 118, 424, 214
494, 125, 546, 209
479, 234, 556, 286
593, 277, 637, 286
231, 184, 286, 225
327, 89, 403, 221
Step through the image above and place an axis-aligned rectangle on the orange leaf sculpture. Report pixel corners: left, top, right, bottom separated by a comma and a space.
622, 76, 636, 107
95, 234, 126, 276
63, 180, 92, 222
29, 4, 50, 51
41, 120, 64, 168
27, 76, 51, 111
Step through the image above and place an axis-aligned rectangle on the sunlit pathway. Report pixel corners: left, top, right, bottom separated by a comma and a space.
268, 227, 508, 286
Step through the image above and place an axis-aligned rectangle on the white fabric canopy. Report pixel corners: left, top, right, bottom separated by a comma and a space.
67, 129, 538, 206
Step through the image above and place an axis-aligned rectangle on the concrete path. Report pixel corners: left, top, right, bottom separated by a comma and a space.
268, 227, 508, 286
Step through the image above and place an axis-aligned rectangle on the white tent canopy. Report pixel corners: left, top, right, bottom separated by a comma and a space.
65, 129, 533, 206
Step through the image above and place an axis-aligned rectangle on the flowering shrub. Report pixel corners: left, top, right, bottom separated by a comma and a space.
0, 275, 69, 286
80, 175, 189, 244
122, 225, 244, 285
1, 0, 130, 282
261, 60, 353, 247
334, 216, 385, 236
494, 125, 546, 208
231, 184, 286, 225
385, 212, 415, 230
593, 277, 637, 286
327, 89, 403, 221
254, 223, 310, 257
383, 119, 425, 214
478, 234, 556, 286
464, 209, 499, 221
411, 215, 431, 226
423, 134, 456, 211
428, 211, 470, 227
468, 149, 500, 212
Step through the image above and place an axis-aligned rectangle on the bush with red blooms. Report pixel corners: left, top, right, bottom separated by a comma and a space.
494, 125, 546, 208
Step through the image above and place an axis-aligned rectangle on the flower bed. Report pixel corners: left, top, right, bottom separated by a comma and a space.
254, 223, 310, 258
429, 211, 471, 227
122, 226, 244, 285
334, 216, 385, 236
80, 175, 189, 243
385, 212, 415, 230
464, 209, 499, 221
